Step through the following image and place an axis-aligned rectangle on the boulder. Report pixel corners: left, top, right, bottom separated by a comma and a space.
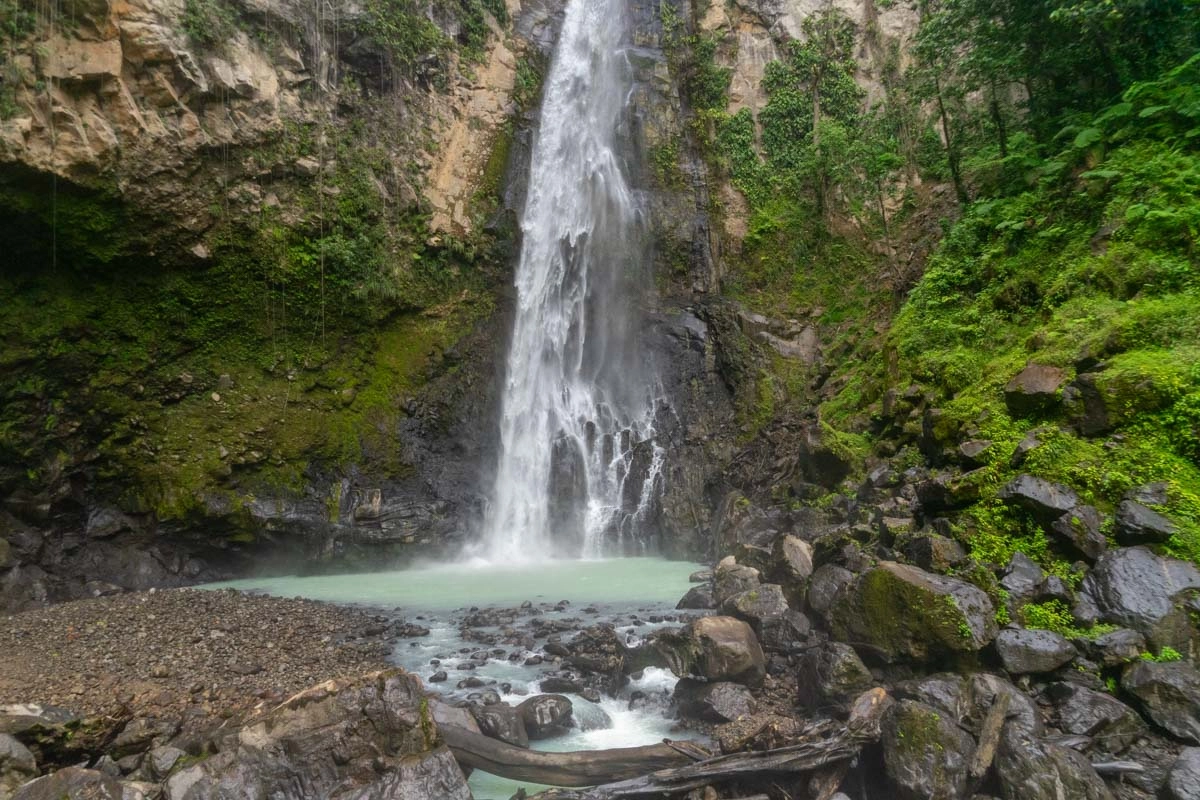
712, 557, 762, 606
0, 733, 36, 798
829, 562, 997, 664
796, 420, 853, 488
517, 695, 572, 740
147, 745, 186, 779
1164, 747, 1200, 800
1085, 628, 1146, 668
796, 642, 874, 714
690, 616, 766, 688
892, 673, 966, 721
774, 535, 814, 583
1045, 683, 1145, 754
676, 583, 716, 609
998, 475, 1081, 523
807, 564, 854, 624
721, 583, 790, 636
1121, 661, 1200, 744
966, 674, 1043, 736
994, 723, 1114, 800
897, 533, 966, 573
470, 702, 529, 747
994, 628, 1077, 674
881, 700, 975, 800
1048, 505, 1107, 562
673, 679, 756, 723
1000, 553, 1045, 600
1114, 500, 1176, 545
12, 767, 131, 800
1063, 373, 1111, 435
0, 705, 78, 736
158, 670, 471, 800
1004, 365, 1066, 417
758, 609, 812, 652
1080, 546, 1200, 650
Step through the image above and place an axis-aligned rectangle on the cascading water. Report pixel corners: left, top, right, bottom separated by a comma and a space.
479, 0, 663, 561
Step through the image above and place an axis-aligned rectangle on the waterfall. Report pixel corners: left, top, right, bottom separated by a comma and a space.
479, 0, 663, 561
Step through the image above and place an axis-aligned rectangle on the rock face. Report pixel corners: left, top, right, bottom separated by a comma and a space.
994, 628, 1076, 674
12, 767, 133, 800
830, 562, 997, 663
161, 670, 471, 800
1121, 661, 1200, 744
1079, 546, 1200, 651
881, 700, 974, 800
1164, 747, 1200, 800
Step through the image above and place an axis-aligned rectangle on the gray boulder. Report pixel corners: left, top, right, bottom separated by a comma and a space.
1048, 505, 1107, 562
673, 679, 756, 723
829, 562, 997, 664
1004, 365, 1066, 416
1080, 546, 1200, 651
999, 475, 1080, 523
892, 673, 967, 721
721, 583, 790, 636
0, 733, 36, 798
966, 674, 1044, 736
796, 642, 874, 713
1046, 683, 1146, 753
675, 583, 715, 610
690, 616, 766, 688
1121, 660, 1200, 744
881, 700, 974, 800
807, 564, 853, 624
1114, 500, 1176, 545
712, 557, 762, 606
994, 628, 1077, 674
472, 703, 529, 747
1000, 553, 1045, 600
994, 723, 1113, 799
1164, 747, 1200, 800
1085, 628, 1146, 668
517, 695, 572, 740
12, 767, 134, 800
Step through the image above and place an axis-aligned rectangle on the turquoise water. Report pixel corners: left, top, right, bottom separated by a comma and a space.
205, 557, 703, 799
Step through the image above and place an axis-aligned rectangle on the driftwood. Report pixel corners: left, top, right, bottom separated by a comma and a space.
440, 724, 705, 786
469, 688, 892, 800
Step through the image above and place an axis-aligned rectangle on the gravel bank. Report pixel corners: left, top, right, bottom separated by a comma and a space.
0, 588, 401, 718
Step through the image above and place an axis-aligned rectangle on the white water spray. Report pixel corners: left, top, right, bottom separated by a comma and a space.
479, 0, 663, 561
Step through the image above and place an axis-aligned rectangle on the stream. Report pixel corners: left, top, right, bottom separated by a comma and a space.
208, 557, 703, 798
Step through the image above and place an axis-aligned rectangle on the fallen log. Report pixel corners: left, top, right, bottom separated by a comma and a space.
502, 688, 892, 800
440, 723, 706, 786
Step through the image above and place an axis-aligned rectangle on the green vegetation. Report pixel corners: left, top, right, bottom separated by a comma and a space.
1141, 645, 1184, 662
182, 0, 239, 45
1019, 599, 1116, 639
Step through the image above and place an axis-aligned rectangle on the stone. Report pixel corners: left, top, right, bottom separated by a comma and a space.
1048, 505, 1107, 562
1063, 373, 1112, 435
674, 679, 756, 723
712, 557, 762, 606
994, 723, 1114, 800
690, 616, 766, 688
1164, 748, 1200, 800
966, 674, 1043, 736
1085, 628, 1146, 668
148, 745, 186, 779
721, 583, 790, 636
1000, 552, 1045, 599
958, 439, 993, 466
998, 475, 1081, 523
676, 584, 715, 609
758, 609, 812, 652
829, 562, 998, 664
471, 703, 529, 747
994, 628, 1077, 674
1045, 683, 1146, 754
158, 670, 471, 799
517, 695, 572, 740
806, 563, 854, 623
1127, 482, 1170, 507
38, 36, 123, 82
774, 534, 814, 584
428, 699, 481, 735
538, 677, 583, 694
881, 700, 975, 800
898, 533, 966, 573
796, 642, 874, 713
796, 420, 853, 488
12, 767, 128, 800
1080, 546, 1200, 650
1121, 661, 1200, 744
892, 673, 966, 721
1003, 364, 1066, 416
915, 471, 985, 514
1114, 500, 1176, 545
0, 732, 36, 798
689, 570, 713, 583
0, 704, 79, 736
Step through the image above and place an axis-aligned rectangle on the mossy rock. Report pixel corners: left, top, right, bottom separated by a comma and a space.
830, 562, 997, 664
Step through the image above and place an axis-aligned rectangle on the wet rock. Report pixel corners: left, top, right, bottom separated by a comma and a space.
674, 679, 756, 723
691, 616, 766, 688
1085, 628, 1146, 668
538, 677, 583, 694
1164, 747, 1200, 800
1034, 575, 1073, 604
471, 703, 529, 747
898, 533, 966, 573
428, 700, 481, 735
999, 475, 1081, 523
1048, 505, 1107, 562
1121, 660, 1200, 744
830, 562, 997, 664
1000, 553, 1045, 600
1045, 683, 1145, 754
759, 609, 812, 652
676, 584, 715, 609
580, 688, 601, 703
1004, 365, 1066, 416
995, 628, 1077, 674
995, 723, 1114, 800
915, 471, 985, 514
892, 673, 966, 721
797, 420, 853, 488
429, 671, 448, 683
0, 733, 37, 798
774, 535, 814, 583
881, 700, 975, 800
1080, 546, 1200, 650
713, 557, 761, 606
517, 695, 572, 740
806, 563, 854, 624
721, 583, 790, 636
966, 674, 1044, 736
1114, 500, 1176, 545
796, 642, 874, 714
